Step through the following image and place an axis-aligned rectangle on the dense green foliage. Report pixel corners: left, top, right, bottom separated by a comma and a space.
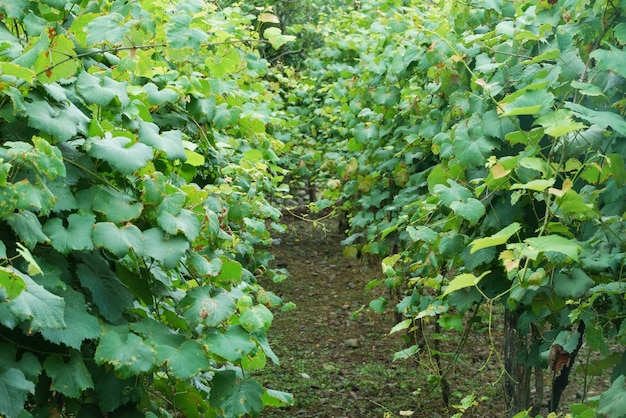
289, 0, 626, 415
2, 0, 626, 416
0, 0, 294, 416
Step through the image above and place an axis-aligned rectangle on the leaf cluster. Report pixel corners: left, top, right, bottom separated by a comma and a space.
0, 0, 294, 416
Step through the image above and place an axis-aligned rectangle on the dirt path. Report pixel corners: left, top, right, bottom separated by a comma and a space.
259, 217, 425, 417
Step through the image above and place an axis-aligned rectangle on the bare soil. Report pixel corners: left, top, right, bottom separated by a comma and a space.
257, 216, 608, 417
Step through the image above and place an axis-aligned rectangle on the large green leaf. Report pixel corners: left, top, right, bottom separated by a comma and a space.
536, 109, 586, 137
565, 102, 626, 137
14, 178, 56, 215
155, 192, 201, 241
0, 368, 35, 418
40, 288, 101, 349
138, 122, 187, 161
597, 375, 626, 417
43, 213, 95, 254
239, 305, 273, 333
93, 222, 144, 258
142, 227, 190, 269
23, 100, 89, 142
166, 13, 209, 49
523, 235, 581, 262
86, 13, 130, 45
553, 269, 594, 299
91, 185, 143, 223
499, 89, 554, 116
87, 134, 153, 175
204, 325, 257, 363
8, 272, 66, 332
43, 352, 94, 398
590, 48, 626, 79
158, 340, 210, 380
180, 286, 236, 328
34, 33, 80, 82
433, 179, 472, 206
76, 71, 130, 107
209, 371, 264, 418
449, 198, 485, 224
95, 326, 156, 379
77, 256, 133, 323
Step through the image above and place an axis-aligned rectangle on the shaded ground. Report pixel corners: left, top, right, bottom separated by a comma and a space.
257, 216, 609, 417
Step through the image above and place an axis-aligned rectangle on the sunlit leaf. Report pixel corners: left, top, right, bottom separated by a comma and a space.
470, 222, 521, 253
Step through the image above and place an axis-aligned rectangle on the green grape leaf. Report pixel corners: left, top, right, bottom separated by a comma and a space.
86, 13, 130, 45
263, 389, 295, 407
8, 272, 66, 331
499, 89, 554, 116
565, 102, 626, 137
14, 178, 56, 215
180, 287, 236, 328
40, 288, 101, 349
31, 137, 66, 179
43, 352, 94, 398
590, 48, 626, 79
43, 213, 95, 254
158, 340, 210, 380
87, 134, 153, 175
142, 83, 179, 105
141, 172, 167, 205
24, 100, 89, 142
209, 371, 264, 417
449, 198, 485, 224
188, 253, 223, 278
76, 71, 130, 107
433, 180, 472, 206
166, 14, 208, 49
156, 193, 201, 241
0, 0, 29, 19
90, 185, 142, 223
77, 256, 133, 323
142, 227, 190, 269
138, 122, 186, 161
524, 235, 581, 262
0, 368, 35, 418
406, 225, 438, 244
373, 86, 401, 107
597, 375, 626, 417
353, 122, 379, 143
95, 326, 156, 379
263, 27, 295, 49
471, 222, 521, 253
239, 304, 273, 333
214, 259, 243, 285
93, 222, 144, 258
553, 269, 594, 300
536, 109, 586, 137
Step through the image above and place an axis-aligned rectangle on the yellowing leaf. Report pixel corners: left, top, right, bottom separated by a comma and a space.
470, 222, 521, 253
258, 13, 280, 24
